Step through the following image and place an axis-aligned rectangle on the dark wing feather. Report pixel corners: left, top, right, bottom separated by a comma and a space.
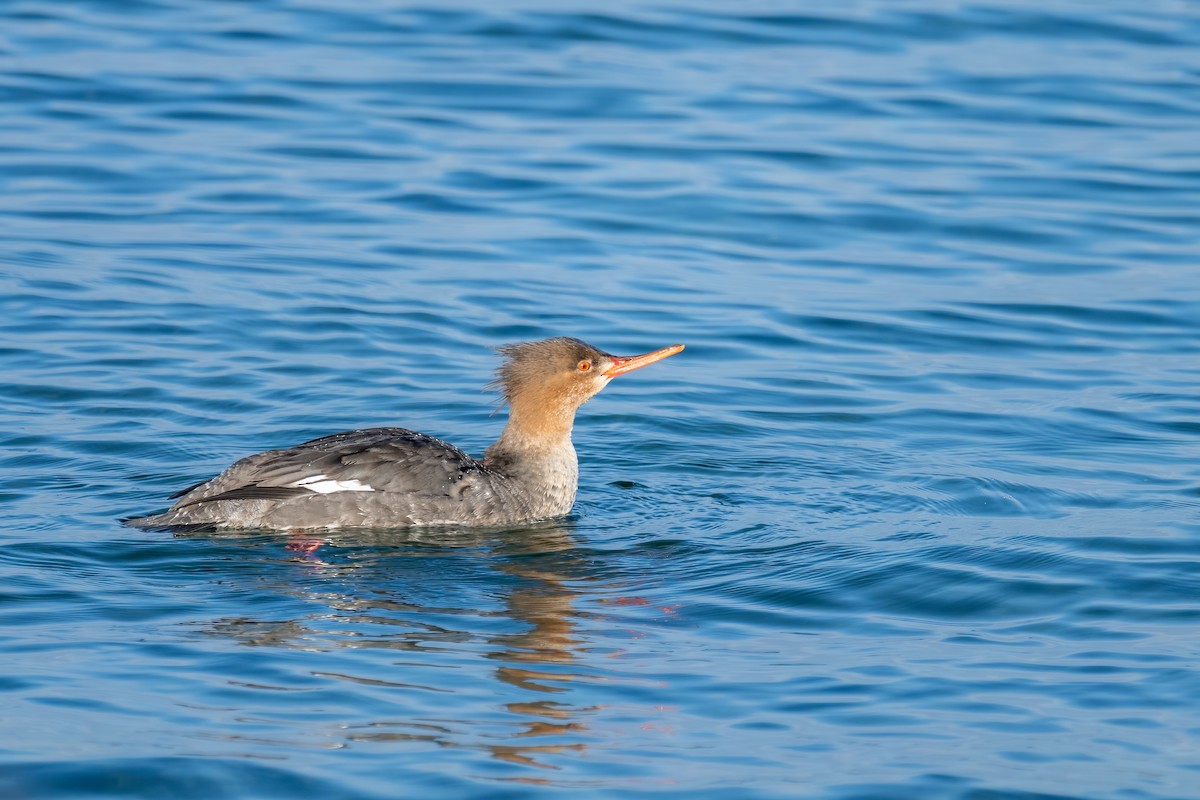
175, 486, 310, 508
170, 428, 484, 510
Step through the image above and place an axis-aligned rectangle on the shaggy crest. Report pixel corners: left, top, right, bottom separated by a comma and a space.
489, 337, 605, 404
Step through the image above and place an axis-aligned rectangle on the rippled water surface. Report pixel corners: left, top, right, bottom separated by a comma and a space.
3, 1, 1200, 798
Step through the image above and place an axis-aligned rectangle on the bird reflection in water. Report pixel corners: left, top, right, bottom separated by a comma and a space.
186, 521, 606, 772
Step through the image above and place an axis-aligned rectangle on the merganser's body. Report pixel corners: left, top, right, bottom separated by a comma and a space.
125, 337, 683, 531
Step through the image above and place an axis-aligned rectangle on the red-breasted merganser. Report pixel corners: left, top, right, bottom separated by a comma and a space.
125, 337, 683, 530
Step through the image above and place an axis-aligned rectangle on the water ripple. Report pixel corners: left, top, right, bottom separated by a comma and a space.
3, 0, 1200, 798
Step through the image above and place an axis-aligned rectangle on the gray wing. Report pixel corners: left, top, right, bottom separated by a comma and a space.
170, 427, 486, 510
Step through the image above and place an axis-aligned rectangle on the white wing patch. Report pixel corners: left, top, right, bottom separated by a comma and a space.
293, 474, 375, 494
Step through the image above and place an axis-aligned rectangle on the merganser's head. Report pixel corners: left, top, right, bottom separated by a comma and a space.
493, 337, 684, 412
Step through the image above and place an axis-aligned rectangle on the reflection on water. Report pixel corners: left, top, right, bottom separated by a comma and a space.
189, 523, 605, 771
490, 544, 600, 773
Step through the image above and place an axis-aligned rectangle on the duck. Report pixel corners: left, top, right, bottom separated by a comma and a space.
125, 337, 683, 530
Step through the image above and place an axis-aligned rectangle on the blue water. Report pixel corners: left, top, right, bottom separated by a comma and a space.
3, 1, 1200, 798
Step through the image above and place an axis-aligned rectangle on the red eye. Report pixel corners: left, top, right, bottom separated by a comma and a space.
578, 360, 592, 372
